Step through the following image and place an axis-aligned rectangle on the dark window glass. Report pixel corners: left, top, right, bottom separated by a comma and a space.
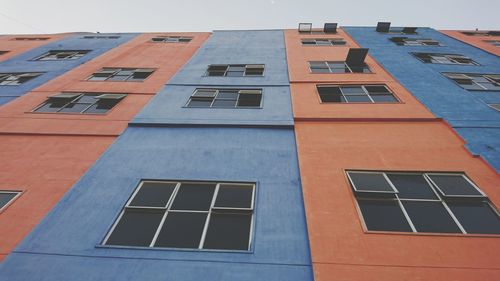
58, 103, 90, 113
428, 175, 483, 197
215, 185, 253, 208
129, 182, 177, 207
371, 95, 398, 102
448, 202, 500, 234
387, 174, 437, 199
345, 95, 371, 103
212, 99, 237, 108
402, 201, 461, 233
0, 192, 19, 209
237, 93, 261, 107
318, 87, 344, 102
358, 199, 412, 232
203, 211, 252, 250
170, 183, 216, 211
34, 99, 69, 112
105, 209, 164, 247
155, 212, 208, 248
188, 98, 213, 107
85, 100, 120, 113
349, 172, 395, 192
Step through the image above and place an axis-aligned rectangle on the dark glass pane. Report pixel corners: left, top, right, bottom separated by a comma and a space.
357, 199, 412, 232
0, 192, 18, 209
212, 99, 237, 108
318, 87, 343, 102
237, 94, 261, 107
350, 66, 370, 73
341, 86, 364, 95
105, 209, 164, 247
428, 174, 483, 197
226, 71, 244, 77
129, 182, 177, 207
87, 76, 108, 81
203, 212, 252, 250
370, 94, 398, 103
187, 98, 213, 107
171, 183, 216, 211
132, 71, 153, 80
35, 100, 68, 112
217, 91, 238, 99
348, 172, 395, 192
59, 103, 90, 113
402, 201, 461, 233
345, 95, 371, 103
193, 89, 217, 97
108, 75, 129, 81
74, 95, 98, 103
84, 100, 119, 114
387, 174, 437, 199
365, 86, 390, 94
311, 68, 331, 73
215, 185, 253, 208
448, 201, 500, 234
155, 212, 208, 248
208, 65, 228, 71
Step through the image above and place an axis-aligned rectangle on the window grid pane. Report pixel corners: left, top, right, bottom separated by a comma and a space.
206, 64, 264, 77
187, 89, 262, 108
317, 85, 397, 103
0, 73, 41, 85
34, 93, 125, 114
87, 68, 154, 82
444, 73, 500, 91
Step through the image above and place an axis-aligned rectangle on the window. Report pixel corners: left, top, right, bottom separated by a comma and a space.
413, 53, 478, 65
309, 61, 371, 74
87, 68, 155, 82
0, 51, 8, 55
33, 50, 90, 61
488, 104, 500, 111
206, 64, 264, 77
485, 40, 500, 47
12, 37, 50, 41
347, 171, 500, 235
104, 180, 255, 251
0, 72, 42, 85
0, 191, 21, 212
301, 38, 346, 46
443, 73, 500, 91
33, 93, 126, 114
390, 37, 442, 46
462, 31, 500, 37
151, 36, 193, 43
317, 85, 398, 103
376, 22, 417, 34
82, 35, 120, 39
186, 88, 262, 108
298, 23, 337, 34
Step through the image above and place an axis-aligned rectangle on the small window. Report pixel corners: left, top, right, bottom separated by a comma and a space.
82, 35, 120, 39
317, 85, 398, 103
33, 50, 90, 61
484, 40, 500, 47
413, 53, 478, 65
206, 64, 264, 77
488, 104, 500, 111
390, 37, 442, 46
151, 36, 193, 43
376, 22, 417, 34
323, 23, 338, 34
0, 72, 42, 86
87, 68, 155, 82
301, 38, 346, 46
462, 31, 500, 37
104, 180, 255, 251
309, 61, 371, 74
0, 191, 21, 212
33, 93, 126, 114
443, 73, 500, 91
298, 23, 313, 33
186, 88, 262, 108
12, 37, 50, 41
0, 51, 8, 55
347, 171, 500, 235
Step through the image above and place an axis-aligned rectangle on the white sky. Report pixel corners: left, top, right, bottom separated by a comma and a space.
0, 0, 499, 34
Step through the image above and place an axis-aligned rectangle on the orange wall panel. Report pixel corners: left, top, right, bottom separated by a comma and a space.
0, 34, 68, 62
440, 30, 500, 56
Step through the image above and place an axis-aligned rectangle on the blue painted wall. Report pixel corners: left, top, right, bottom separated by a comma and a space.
0, 33, 137, 105
344, 27, 500, 171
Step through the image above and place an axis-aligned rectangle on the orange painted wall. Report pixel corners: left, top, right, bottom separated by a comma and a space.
0, 32, 210, 260
0, 34, 68, 62
440, 30, 500, 56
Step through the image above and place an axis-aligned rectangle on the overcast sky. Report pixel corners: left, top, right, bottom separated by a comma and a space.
0, 0, 499, 34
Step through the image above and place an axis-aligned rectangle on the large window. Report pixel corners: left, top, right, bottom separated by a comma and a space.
347, 171, 500, 235
0, 191, 21, 212
443, 73, 500, 91
413, 53, 478, 65
33, 93, 126, 114
309, 61, 371, 74
33, 50, 90, 61
390, 37, 442, 46
151, 36, 192, 43
186, 88, 262, 108
301, 38, 346, 46
12, 37, 49, 41
206, 64, 264, 77
376, 22, 417, 34
317, 85, 398, 103
87, 68, 155, 82
0, 72, 42, 85
104, 180, 255, 251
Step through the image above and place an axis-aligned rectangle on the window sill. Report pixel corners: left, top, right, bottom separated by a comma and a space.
95, 244, 254, 254
364, 230, 500, 238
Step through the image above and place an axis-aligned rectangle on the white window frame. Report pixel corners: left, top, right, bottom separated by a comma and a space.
0, 190, 22, 212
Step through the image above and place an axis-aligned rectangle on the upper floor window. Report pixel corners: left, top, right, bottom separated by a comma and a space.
0, 191, 21, 212
0, 72, 42, 85
413, 53, 478, 65
151, 36, 193, 43
347, 171, 500, 235
298, 23, 337, 34
12, 37, 50, 41
317, 85, 398, 103
309, 61, 371, 74
390, 37, 442, 46
33, 93, 126, 114
488, 104, 500, 112
186, 88, 262, 108
87, 68, 155, 82
376, 22, 417, 34
104, 180, 255, 251
33, 50, 90, 61
206, 64, 264, 77
484, 40, 500, 47
82, 35, 120, 39
462, 31, 500, 37
301, 38, 346, 46
443, 73, 500, 91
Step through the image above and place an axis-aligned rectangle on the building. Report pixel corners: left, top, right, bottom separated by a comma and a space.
0, 25, 499, 281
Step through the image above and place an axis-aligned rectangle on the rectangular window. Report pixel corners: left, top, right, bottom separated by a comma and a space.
206, 64, 264, 77
186, 88, 262, 108
104, 180, 255, 251
301, 38, 346, 46
443, 73, 500, 91
151, 36, 193, 43
484, 40, 500, 47
347, 171, 500, 235
317, 85, 398, 103
87, 68, 155, 82
390, 37, 442, 46
12, 37, 50, 41
462, 31, 500, 37
413, 53, 478, 65
82, 35, 120, 39
376, 22, 417, 34
33, 93, 126, 114
33, 50, 90, 61
0, 72, 42, 86
0, 191, 21, 212
309, 61, 371, 74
